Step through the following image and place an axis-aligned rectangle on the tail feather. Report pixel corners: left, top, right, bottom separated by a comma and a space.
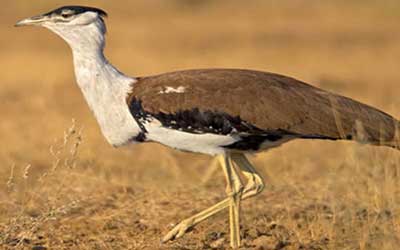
378, 129, 400, 151
327, 94, 400, 151
382, 141, 400, 150
300, 108, 400, 151
348, 119, 400, 150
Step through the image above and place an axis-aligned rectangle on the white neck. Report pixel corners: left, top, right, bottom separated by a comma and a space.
47, 19, 142, 146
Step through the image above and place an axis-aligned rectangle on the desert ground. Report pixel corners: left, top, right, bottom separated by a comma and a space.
1, 1, 400, 249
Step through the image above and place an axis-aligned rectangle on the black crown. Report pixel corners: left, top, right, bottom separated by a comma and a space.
45, 6, 108, 18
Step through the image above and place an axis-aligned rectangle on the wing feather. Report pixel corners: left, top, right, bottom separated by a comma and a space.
127, 69, 399, 147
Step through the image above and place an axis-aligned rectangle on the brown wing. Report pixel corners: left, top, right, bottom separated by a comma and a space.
127, 68, 399, 147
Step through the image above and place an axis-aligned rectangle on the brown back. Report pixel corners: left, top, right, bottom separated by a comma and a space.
127, 69, 399, 147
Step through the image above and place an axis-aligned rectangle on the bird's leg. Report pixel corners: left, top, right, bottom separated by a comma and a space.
230, 153, 265, 199
162, 154, 243, 247
162, 190, 233, 243
162, 153, 263, 248
201, 157, 220, 184
220, 152, 243, 248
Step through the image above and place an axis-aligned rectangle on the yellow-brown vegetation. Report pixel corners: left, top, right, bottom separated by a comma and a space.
1, 1, 399, 249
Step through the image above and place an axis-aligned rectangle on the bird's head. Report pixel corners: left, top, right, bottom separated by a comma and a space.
16, 6, 108, 52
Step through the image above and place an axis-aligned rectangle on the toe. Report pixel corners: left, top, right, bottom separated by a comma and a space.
162, 219, 193, 243
162, 228, 179, 243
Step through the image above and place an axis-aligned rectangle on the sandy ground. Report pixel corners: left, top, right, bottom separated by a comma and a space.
1, 1, 400, 249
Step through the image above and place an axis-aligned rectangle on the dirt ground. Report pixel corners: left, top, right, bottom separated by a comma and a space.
1, 1, 400, 249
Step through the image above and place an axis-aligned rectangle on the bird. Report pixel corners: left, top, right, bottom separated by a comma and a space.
16, 5, 399, 249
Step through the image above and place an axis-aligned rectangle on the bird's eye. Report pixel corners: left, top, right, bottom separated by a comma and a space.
61, 13, 72, 18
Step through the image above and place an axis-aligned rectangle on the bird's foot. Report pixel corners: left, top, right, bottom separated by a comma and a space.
162, 218, 195, 243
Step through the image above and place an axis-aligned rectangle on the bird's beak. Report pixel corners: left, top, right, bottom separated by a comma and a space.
15, 15, 48, 27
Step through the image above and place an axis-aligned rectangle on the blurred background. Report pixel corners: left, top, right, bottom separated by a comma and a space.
1, 1, 400, 249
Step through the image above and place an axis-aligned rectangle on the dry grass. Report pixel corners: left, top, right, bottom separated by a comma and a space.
1, 1, 400, 249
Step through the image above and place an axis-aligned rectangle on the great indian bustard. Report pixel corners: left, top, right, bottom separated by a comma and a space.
16, 6, 399, 249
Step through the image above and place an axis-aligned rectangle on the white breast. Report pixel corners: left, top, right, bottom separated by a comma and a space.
73, 52, 141, 146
